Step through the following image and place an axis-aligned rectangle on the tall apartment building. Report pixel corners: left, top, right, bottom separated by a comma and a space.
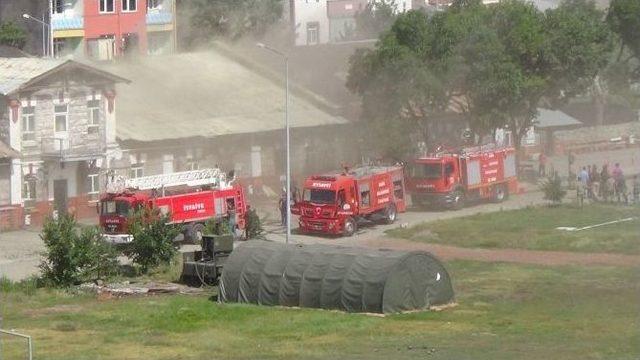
289, 0, 412, 46
51, 0, 176, 59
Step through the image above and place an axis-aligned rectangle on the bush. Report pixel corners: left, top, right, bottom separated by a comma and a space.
204, 217, 231, 236
40, 215, 118, 286
540, 174, 567, 205
124, 207, 181, 273
245, 208, 265, 240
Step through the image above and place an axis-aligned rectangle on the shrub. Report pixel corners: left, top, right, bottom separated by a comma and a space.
40, 215, 118, 286
245, 208, 265, 240
540, 174, 567, 205
124, 207, 181, 273
204, 217, 231, 236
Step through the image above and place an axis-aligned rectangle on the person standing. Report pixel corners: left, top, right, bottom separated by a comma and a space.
590, 164, 599, 200
612, 163, 626, 203
600, 164, 610, 201
538, 152, 547, 177
278, 188, 287, 226
633, 175, 640, 204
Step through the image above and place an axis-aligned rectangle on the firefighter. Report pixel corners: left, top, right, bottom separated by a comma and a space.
279, 188, 287, 226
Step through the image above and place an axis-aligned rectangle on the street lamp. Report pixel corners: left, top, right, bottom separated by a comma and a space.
256, 42, 291, 244
22, 13, 52, 57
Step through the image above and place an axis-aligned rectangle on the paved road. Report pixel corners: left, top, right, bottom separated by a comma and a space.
263, 190, 547, 245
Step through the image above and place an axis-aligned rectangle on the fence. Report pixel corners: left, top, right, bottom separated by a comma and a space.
0, 329, 32, 360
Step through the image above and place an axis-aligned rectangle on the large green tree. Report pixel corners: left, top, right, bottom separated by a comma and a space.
347, 0, 612, 159
465, 0, 611, 149
604, 0, 640, 111
0, 21, 26, 49
347, 5, 487, 159
177, 0, 284, 48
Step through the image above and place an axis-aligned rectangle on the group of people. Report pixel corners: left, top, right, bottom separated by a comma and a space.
576, 162, 639, 204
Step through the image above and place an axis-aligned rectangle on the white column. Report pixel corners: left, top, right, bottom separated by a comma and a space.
8, 103, 22, 205
104, 95, 117, 148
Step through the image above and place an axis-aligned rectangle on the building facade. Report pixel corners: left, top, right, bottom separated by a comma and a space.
51, 0, 176, 59
0, 58, 128, 230
290, 0, 412, 46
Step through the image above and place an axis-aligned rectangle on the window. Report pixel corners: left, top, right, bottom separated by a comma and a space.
88, 174, 100, 194
21, 106, 35, 141
186, 160, 199, 171
393, 180, 404, 200
87, 99, 100, 133
101, 200, 130, 215
410, 163, 442, 179
359, 183, 370, 207
122, 0, 137, 12
22, 180, 36, 200
306, 22, 319, 45
129, 166, 144, 179
445, 162, 455, 176
302, 189, 335, 204
54, 104, 68, 132
100, 0, 114, 13
53, 0, 65, 13
148, 0, 161, 9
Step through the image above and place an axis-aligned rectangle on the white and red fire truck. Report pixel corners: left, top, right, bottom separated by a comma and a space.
406, 144, 518, 209
99, 168, 247, 244
293, 165, 407, 236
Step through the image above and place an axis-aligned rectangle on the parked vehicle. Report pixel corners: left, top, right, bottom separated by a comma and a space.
407, 144, 518, 209
99, 169, 246, 244
293, 165, 407, 236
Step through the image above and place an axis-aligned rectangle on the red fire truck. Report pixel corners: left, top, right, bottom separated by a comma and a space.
407, 144, 518, 209
99, 169, 247, 244
294, 165, 407, 236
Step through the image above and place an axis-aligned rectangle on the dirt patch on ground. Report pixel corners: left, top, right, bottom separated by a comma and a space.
25, 304, 84, 317
359, 237, 640, 267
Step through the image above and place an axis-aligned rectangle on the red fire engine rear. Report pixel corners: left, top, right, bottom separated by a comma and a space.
407, 144, 518, 209
295, 165, 406, 236
99, 169, 246, 245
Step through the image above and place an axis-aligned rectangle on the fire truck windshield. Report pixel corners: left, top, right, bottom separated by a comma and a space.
303, 189, 336, 205
100, 200, 130, 216
411, 163, 443, 179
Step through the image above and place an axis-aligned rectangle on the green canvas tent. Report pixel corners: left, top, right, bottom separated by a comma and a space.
219, 241, 454, 314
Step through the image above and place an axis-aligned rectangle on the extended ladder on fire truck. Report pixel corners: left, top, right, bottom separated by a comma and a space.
106, 168, 230, 194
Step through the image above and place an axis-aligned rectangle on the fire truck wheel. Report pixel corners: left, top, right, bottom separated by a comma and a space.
384, 204, 397, 224
189, 223, 205, 244
493, 185, 508, 203
451, 190, 465, 210
343, 218, 357, 237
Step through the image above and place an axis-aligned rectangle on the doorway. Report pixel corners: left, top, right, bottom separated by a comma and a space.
53, 179, 68, 215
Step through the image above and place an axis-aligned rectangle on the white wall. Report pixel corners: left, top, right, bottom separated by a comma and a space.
293, 0, 330, 46
292, 0, 412, 46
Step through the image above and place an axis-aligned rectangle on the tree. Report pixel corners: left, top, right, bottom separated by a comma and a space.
463, 0, 611, 151
352, 0, 398, 40
40, 215, 118, 286
604, 0, 640, 112
0, 22, 27, 49
347, 6, 486, 159
124, 207, 181, 273
178, 0, 284, 48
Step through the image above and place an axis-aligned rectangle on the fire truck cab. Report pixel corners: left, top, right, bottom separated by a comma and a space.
295, 165, 406, 236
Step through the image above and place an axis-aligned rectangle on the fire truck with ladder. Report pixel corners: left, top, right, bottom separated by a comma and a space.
406, 143, 518, 209
293, 165, 406, 236
99, 168, 246, 244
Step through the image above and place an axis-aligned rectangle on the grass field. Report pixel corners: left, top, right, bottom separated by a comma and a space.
388, 204, 640, 254
1, 260, 639, 360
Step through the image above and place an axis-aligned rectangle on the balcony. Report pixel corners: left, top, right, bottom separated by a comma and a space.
40, 137, 104, 161
51, 14, 84, 31
146, 12, 173, 25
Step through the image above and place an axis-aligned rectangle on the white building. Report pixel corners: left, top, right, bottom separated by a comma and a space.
290, 0, 413, 46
